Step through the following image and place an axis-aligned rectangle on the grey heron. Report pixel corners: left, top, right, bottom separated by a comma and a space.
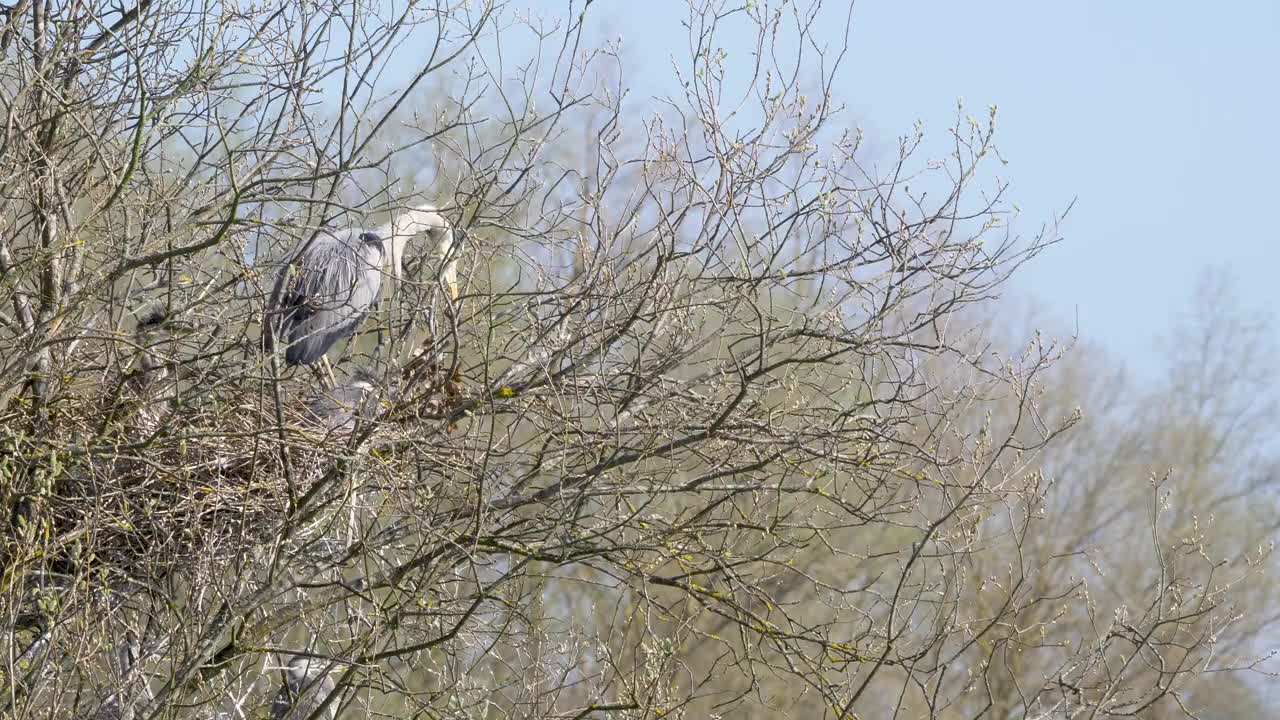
103, 305, 195, 434
265, 205, 464, 367
270, 656, 338, 720
132, 305, 195, 389
305, 366, 381, 433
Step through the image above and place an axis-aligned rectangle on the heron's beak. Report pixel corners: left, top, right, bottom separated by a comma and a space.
448, 277, 459, 302
166, 320, 198, 336
138, 318, 197, 337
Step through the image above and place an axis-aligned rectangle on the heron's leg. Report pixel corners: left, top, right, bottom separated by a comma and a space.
308, 358, 335, 390
321, 356, 338, 389
431, 297, 465, 402
347, 499, 359, 548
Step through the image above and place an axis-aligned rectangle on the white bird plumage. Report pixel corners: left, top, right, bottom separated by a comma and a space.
374, 205, 463, 299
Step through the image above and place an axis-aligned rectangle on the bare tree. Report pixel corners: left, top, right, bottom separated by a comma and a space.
0, 1, 1271, 718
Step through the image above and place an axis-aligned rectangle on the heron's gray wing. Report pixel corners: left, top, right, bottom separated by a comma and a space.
272, 232, 384, 366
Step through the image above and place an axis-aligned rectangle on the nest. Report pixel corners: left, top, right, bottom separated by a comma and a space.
0, 315, 475, 637
1, 383, 399, 619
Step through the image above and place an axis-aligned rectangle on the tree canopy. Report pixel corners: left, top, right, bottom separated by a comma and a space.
0, 1, 1274, 718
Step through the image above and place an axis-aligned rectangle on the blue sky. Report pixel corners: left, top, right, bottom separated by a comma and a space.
582, 0, 1280, 380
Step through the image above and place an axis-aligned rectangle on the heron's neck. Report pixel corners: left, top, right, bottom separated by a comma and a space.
374, 212, 420, 278
388, 206, 440, 232
377, 207, 446, 277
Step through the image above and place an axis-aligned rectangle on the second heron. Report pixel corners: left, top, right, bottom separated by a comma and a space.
265, 205, 463, 366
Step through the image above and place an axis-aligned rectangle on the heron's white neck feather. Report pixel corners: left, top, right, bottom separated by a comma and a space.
373, 204, 454, 279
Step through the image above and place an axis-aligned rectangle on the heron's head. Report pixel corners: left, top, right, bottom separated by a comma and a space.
267, 655, 331, 683
346, 365, 379, 390
288, 656, 327, 682
134, 304, 197, 338
136, 305, 167, 328
390, 205, 462, 300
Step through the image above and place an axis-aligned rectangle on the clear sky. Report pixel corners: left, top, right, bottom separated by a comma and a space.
582, 0, 1280, 381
